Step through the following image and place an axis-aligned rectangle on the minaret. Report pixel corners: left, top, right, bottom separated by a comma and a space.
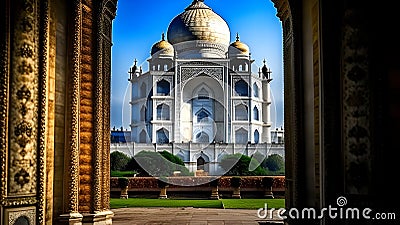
128, 59, 140, 81
261, 59, 273, 143
129, 58, 144, 143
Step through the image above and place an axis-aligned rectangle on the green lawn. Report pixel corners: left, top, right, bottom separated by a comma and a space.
110, 198, 284, 210
221, 199, 285, 209
110, 198, 223, 209
110, 171, 136, 177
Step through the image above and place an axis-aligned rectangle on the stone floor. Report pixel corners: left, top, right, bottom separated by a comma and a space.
111, 207, 283, 225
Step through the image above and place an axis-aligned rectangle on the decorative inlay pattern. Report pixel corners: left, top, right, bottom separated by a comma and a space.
8, 0, 39, 196
232, 76, 249, 85
179, 67, 223, 85
6, 207, 36, 225
155, 76, 173, 84
342, 5, 370, 194
37, 0, 50, 223
93, 2, 104, 212
99, 0, 117, 211
0, 0, 9, 203
65, 0, 82, 213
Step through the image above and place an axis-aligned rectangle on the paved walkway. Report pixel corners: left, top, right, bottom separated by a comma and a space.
111, 207, 283, 225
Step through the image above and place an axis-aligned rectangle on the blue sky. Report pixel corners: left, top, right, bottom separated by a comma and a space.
111, 0, 284, 130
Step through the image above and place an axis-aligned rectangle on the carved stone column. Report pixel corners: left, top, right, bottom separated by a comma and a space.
58, 0, 83, 224
80, 1, 117, 224
271, 0, 298, 211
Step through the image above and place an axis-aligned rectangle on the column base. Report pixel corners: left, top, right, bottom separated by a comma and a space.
82, 210, 114, 225
159, 187, 168, 199
210, 187, 220, 199
57, 212, 83, 225
264, 189, 275, 199
232, 188, 241, 199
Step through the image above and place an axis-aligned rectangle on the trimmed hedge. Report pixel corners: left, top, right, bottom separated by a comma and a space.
111, 176, 285, 190
220, 153, 267, 176
125, 151, 192, 177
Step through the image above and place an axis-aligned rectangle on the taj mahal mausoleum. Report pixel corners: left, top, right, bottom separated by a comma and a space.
112, 0, 284, 176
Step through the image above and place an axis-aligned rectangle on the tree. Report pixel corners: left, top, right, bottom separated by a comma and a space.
220, 153, 267, 176
263, 154, 284, 171
110, 151, 130, 171
126, 151, 191, 177
159, 150, 185, 166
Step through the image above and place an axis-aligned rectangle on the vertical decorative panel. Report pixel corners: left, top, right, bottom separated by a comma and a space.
38, 0, 50, 223
2, 1, 49, 223
102, 37, 112, 211
93, 0, 104, 212
311, 1, 320, 206
8, 0, 39, 197
100, 0, 117, 211
0, 0, 10, 205
65, 0, 81, 213
79, 0, 94, 213
271, 0, 295, 208
342, 4, 370, 195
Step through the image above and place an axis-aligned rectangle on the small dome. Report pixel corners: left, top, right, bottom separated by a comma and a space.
229, 33, 250, 56
151, 33, 174, 57
167, 0, 230, 47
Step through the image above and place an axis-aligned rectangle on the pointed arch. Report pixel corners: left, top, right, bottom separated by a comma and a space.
235, 104, 248, 121
235, 128, 248, 144
197, 156, 206, 170
193, 82, 214, 99
195, 108, 211, 123
140, 82, 147, 98
195, 152, 210, 172
235, 79, 249, 96
156, 128, 169, 144
139, 130, 147, 143
156, 104, 170, 120
197, 87, 209, 99
254, 129, 260, 144
157, 79, 170, 96
253, 106, 259, 121
253, 83, 259, 98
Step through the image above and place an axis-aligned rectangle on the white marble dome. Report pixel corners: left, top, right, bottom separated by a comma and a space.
229, 33, 250, 58
166, 0, 230, 58
151, 33, 174, 58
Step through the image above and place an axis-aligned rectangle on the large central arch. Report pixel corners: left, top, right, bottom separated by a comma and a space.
181, 76, 225, 143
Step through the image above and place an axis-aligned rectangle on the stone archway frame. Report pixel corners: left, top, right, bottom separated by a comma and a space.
53, 0, 118, 223
271, 0, 302, 211
0, 0, 315, 223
